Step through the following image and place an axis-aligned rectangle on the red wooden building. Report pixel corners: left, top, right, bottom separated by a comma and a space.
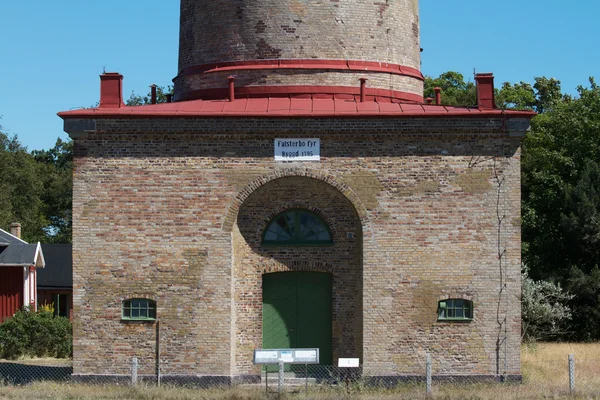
0, 223, 45, 321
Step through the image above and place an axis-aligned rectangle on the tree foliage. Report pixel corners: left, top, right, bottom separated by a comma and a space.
424, 72, 567, 112
126, 85, 173, 106
521, 78, 600, 340
0, 129, 72, 243
521, 266, 572, 342
424, 71, 476, 106
522, 79, 600, 275
32, 139, 73, 243
0, 131, 48, 242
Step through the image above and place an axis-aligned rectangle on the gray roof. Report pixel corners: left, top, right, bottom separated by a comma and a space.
0, 243, 42, 266
37, 244, 72, 289
0, 228, 27, 246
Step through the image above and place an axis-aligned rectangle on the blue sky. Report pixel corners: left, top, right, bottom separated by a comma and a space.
0, 0, 597, 151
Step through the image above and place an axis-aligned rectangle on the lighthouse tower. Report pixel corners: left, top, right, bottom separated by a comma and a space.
174, 0, 423, 102
60, 0, 535, 385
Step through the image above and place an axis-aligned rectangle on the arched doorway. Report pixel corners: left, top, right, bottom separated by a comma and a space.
232, 176, 363, 373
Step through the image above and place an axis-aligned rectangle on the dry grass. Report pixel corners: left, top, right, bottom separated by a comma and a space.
1, 343, 600, 399
0, 357, 72, 366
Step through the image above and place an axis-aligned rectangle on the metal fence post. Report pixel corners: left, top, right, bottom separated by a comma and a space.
156, 320, 161, 387
426, 354, 432, 395
569, 354, 575, 394
305, 363, 308, 394
278, 360, 285, 395
131, 357, 138, 386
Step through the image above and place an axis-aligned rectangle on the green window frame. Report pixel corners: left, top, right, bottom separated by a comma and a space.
122, 298, 156, 321
262, 209, 333, 246
438, 299, 473, 321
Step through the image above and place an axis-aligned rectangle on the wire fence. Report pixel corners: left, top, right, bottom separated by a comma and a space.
1, 355, 600, 397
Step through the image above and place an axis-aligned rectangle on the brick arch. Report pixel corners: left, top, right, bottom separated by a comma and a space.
260, 260, 335, 275
222, 169, 369, 234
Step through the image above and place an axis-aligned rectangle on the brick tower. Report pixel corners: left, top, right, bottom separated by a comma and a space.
174, 0, 423, 102
60, 0, 535, 385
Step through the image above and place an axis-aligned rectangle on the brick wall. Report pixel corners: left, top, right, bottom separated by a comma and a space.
69, 116, 524, 378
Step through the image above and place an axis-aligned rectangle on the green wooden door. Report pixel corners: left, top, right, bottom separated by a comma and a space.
262, 272, 332, 366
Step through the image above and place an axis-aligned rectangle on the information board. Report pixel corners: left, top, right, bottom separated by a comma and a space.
253, 348, 320, 364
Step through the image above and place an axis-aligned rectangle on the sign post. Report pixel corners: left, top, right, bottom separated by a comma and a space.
338, 358, 360, 394
254, 348, 320, 393
278, 359, 284, 395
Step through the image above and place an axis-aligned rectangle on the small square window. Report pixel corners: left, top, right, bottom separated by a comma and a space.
122, 298, 156, 321
438, 299, 473, 321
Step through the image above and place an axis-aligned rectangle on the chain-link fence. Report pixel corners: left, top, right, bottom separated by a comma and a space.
2, 354, 600, 397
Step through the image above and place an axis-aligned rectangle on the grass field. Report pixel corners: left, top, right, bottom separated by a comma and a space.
1, 343, 599, 399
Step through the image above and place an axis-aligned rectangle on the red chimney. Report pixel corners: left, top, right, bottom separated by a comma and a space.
99, 72, 124, 108
475, 73, 496, 110
359, 78, 368, 103
434, 87, 441, 105
228, 76, 236, 102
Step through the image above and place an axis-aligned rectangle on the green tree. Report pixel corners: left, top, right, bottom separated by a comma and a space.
423, 71, 476, 106
522, 78, 600, 278
566, 267, 600, 341
0, 126, 73, 243
534, 77, 566, 113
0, 131, 48, 242
495, 81, 536, 110
522, 78, 600, 340
126, 85, 173, 106
32, 138, 73, 243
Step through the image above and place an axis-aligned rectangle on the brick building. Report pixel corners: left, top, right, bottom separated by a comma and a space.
59, 0, 534, 383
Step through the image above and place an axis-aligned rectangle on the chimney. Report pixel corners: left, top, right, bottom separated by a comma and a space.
434, 87, 441, 105
228, 76, 236, 102
99, 72, 124, 108
10, 222, 21, 239
150, 84, 157, 104
359, 78, 368, 102
475, 73, 496, 110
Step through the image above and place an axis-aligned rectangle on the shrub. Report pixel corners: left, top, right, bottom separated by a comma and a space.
522, 266, 573, 342
0, 306, 72, 359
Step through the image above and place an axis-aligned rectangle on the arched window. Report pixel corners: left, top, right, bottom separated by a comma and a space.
262, 209, 333, 246
122, 298, 156, 321
438, 299, 473, 321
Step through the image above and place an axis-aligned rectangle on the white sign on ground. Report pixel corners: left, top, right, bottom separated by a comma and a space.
274, 138, 320, 161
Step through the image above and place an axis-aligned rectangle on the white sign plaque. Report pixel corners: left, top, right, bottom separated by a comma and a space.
295, 350, 317, 359
274, 138, 320, 161
254, 350, 278, 360
253, 348, 320, 364
338, 358, 360, 368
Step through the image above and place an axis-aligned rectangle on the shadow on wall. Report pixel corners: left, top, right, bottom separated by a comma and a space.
0, 362, 73, 384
